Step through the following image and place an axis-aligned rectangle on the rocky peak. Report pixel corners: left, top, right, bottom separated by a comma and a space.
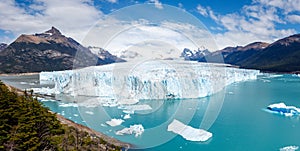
45, 26, 62, 36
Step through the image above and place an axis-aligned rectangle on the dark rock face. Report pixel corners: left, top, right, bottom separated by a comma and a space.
0, 27, 124, 73
0, 43, 7, 52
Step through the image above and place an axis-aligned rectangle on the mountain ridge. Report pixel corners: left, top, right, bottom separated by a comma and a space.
183, 34, 300, 72
0, 27, 124, 73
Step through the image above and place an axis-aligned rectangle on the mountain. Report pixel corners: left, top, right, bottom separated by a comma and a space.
0, 43, 7, 52
240, 34, 300, 72
183, 34, 300, 72
0, 27, 123, 73
215, 42, 270, 65
88, 46, 125, 63
180, 47, 210, 62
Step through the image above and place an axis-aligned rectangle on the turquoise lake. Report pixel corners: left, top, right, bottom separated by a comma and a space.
1, 74, 300, 150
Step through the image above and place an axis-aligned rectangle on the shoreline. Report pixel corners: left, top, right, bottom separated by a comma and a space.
0, 72, 40, 76
4, 83, 132, 150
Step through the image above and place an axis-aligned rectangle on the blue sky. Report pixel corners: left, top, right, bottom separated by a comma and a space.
1, 0, 300, 50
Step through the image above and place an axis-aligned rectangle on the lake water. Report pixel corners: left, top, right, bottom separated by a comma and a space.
1, 74, 300, 151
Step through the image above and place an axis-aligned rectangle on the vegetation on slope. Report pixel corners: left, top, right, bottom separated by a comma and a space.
0, 81, 123, 151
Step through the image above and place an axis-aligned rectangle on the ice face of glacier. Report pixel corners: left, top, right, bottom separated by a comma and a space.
40, 60, 260, 101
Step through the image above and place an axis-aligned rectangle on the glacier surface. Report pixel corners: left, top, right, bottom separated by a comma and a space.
39, 60, 260, 102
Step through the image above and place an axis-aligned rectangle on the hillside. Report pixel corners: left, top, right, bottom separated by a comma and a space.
0, 81, 127, 150
0, 27, 124, 73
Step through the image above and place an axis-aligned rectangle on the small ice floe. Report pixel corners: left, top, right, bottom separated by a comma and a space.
261, 79, 271, 83
280, 145, 299, 151
228, 91, 234, 94
167, 119, 212, 142
37, 97, 56, 102
122, 104, 152, 114
268, 74, 283, 78
20, 82, 27, 85
59, 103, 78, 108
123, 110, 134, 114
117, 99, 139, 105
85, 111, 94, 115
73, 114, 79, 117
267, 103, 300, 117
100, 123, 107, 127
115, 124, 144, 137
123, 114, 131, 119
106, 119, 124, 127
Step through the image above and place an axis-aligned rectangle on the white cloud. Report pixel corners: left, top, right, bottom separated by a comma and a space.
0, 0, 102, 43
287, 15, 300, 23
82, 19, 218, 59
256, 0, 300, 14
197, 4, 208, 17
196, 0, 298, 50
106, 0, 118, 3
149, 0, 163, 9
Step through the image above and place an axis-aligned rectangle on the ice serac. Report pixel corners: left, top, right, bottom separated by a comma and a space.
40, 60, 260, 101
168, 119, 212, 142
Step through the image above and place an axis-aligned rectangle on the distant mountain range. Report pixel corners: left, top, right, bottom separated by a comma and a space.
0, 27, 299, 73
0, 27, 124, 73
182, 34, 300, 72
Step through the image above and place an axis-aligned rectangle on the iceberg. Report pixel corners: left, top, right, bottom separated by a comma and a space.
106, 119, 124, 127
39, 60, 260, 102
280, 146, 299, 151
115, 124, 144, 137
267, 103, 300, 116
85, 111, 94, 115
167, 119, 212, 142
123, 114, 131, 119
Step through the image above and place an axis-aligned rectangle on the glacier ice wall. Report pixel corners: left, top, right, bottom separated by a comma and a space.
40, 60, 260, 100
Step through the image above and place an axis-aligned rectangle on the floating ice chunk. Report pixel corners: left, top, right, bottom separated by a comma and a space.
124, 104, 152, 111
85, 111, 94, 115
280, 146, 299, 151
123, 110, 134, 114
115, 124, 144, 137
117, 99, 139, 105
106, 119, 124, 127
123, 114, 131, 119
73, 114, 79, 117
20, 82, 27, 84
59, 103, 78, 108
167, 119, 212, 142
100, 124, 107, 127
37, 97, 56, 102
267, 103, 300, 116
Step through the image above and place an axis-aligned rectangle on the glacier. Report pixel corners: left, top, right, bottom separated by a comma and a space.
39, 60, 260, 101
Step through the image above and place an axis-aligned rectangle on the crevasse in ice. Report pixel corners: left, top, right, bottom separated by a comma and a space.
40, 60, 260, 100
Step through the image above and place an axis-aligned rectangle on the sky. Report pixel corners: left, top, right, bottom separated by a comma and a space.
1, 0, 300, 52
